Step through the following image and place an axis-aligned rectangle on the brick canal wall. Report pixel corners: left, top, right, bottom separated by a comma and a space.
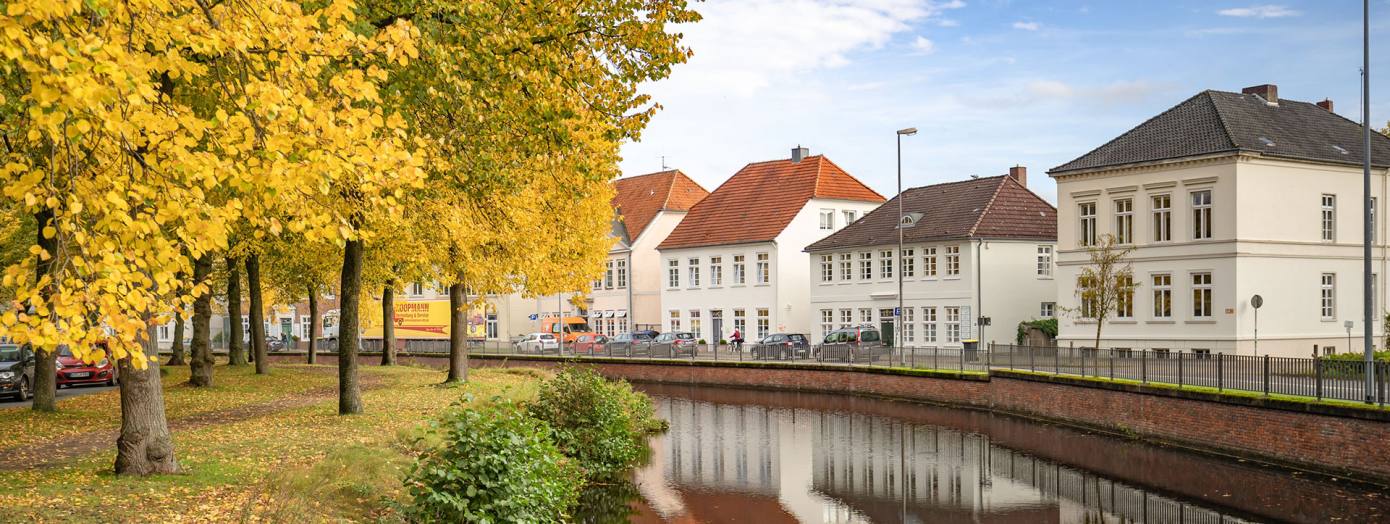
270, 353, 1390, 485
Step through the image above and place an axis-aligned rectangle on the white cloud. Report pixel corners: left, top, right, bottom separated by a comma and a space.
1217, 5, 1300, 18
912, 36, 936, 55
1025, 79, 1166, 104
654, 1, 966, 97
1012, 21, 1040, 31
937, 18, 960, 27
846, 81, 887, 91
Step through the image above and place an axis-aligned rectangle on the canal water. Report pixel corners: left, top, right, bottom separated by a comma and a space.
588, 383, 1390, 524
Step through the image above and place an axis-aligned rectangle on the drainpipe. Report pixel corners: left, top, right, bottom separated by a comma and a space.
976, 239, 984, 343
627, 249, 634, 333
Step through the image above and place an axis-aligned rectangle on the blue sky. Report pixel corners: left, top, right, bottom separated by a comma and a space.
618, 1, 1390, 203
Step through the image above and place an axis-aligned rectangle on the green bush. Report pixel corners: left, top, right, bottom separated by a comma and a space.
401, 398, 581, 523
527, 367, 662, 479
1015, 318, 1059, 344
1324, 350, 1390, 361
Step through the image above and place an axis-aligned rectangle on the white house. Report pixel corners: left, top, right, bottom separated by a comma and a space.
806, 168, 1058, 347
657, 147, 886, 342
1050, 84, 1390, 357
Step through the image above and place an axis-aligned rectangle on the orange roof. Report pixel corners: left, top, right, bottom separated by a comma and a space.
612, 170, 710, 241
659, 155, 885, 250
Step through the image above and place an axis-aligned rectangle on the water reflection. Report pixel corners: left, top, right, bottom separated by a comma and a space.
626, 384, 1390, 524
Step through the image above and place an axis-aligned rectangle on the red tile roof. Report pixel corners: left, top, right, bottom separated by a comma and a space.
659, 155, 885, 250
612, 170, 710, 241
806, 174, 1055, 251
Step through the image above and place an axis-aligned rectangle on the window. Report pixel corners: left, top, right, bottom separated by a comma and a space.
756, 308, 769, 339
839, 253, 853, 280
923, 247, 937, 277
1036, 246, 1053, 277
411, 282, 425, 296
733, 255, 746, 284
687, 258, 701, 287
903, 307, 916, 343
922, 307, 937, 343
843, 210, 857, 225
1116, 275, 1134, 319
1191, 190, 1212, 240
819, 209, 835, 230
902, 248, 915, 277
859, 308, 873, 324
839, 308, 853, 328
879, 250, 894, 279
1321, 273, 1336, 320
1114, 198, 1133, 244
709, 256, 723, 286
690, 310, 702, 339
756, 253, 770, 284
1152, 273, 1172, 319
945, 306, 961, 343
1040, 302, 1055, 318
1079, 276, 1097, 319
945, 246, 960, 276
859, 252, 873, 280
616, 259, 627, 289
604, 261, 614, 289
669, 310, 681, 331
486, 313, 499, 339
1192, 272, 1213, 318
734, 309, 746, 335
820, 255, 833, 282
1079, 202, 1097, 247
1374, 198, 1380, 243
1152, 194, 1171, 242
593, 276, 603, 291
820, 310, 834, 339
667, 259, 679, 288
1321, 194, 1336, 242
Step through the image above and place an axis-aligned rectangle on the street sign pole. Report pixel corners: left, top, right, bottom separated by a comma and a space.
1251, 294, 1263, 357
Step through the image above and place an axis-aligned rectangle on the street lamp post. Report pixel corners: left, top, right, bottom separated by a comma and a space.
1364, 0, 1376, 404
896, 127, 917, 366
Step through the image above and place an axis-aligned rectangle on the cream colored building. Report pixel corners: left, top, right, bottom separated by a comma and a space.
1051, 84, 1390, 357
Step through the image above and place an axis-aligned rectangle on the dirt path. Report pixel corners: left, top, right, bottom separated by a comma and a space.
0, 374, 386, 471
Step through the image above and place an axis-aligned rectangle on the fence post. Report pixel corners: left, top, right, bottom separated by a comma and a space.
1009, 343, 1014, 370
959, 345, 964, 372
1378, 361, 1385, 407
911, 346, 916, 368
1217, 353, 1223, 392
1055, 344, 1061, 375
1177, 351, 1183, 389
1141, 350, 1147, 384
1108, 349, 1114, 380
1315, 355, 1322, 401
1263, 355, 1270, 397
1030, 346, 1035, 372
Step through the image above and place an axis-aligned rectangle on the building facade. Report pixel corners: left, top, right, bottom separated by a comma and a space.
806, 168, 1057, 347
657, 148, 885, 342
1050, 85, 1390, 357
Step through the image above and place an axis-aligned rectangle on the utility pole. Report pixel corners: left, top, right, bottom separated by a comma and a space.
896, 127, 917, 366
1364, 0, 1376, 404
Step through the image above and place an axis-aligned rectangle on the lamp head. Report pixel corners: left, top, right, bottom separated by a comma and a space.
897, 127, 918, 136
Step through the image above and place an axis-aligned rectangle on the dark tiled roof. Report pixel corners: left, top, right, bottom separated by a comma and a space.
805, 175, 1056, 251
1051, 90, 1390, 174
658, 155, 885, 250
612, 170, 709, 241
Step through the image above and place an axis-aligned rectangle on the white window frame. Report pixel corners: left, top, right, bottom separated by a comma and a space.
669, 310, 681, 331
945, 246, 960, 276
687, 257, 700, 287
903, 307, 916, 343
1152, 273, 1172, 319
732, 255, 746, 285
616, 259, 627, 289
667, 259, 679, 289
842, 210, 857, 225
1079, 202, 1097, 247
604, 260, 614, 289
945, 306, 961, 343
1116, 274, 1134, 319
1114, 198, 1133, 245
839, 253, 853, 281
709, 256, 723, 287
859, 252, 873, 280
1191, 190, 1212, 240
1192, 272, 1213, 319
756, 308, 769, 339
1040, 302, 1055, 318
858, 308, 873, 324
923, 247, 937, 278
689, 309, 702, 339
733, 308, 746, 335
1036, 245, 1053, 278
922, 306, 937, 343
819, 255, 834, 283
820, 309, 834, 339
1152, 194, 1171, 242
839, 308, 853, 328
756, 252, 770, 285
819, 209, 835, 230
879, 250, 894, 279
1321, 194, 1336, 242
1321, 273, 1336, 320
902, 248, 915, 278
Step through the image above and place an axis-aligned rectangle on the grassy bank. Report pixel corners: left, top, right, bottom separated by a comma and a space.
0, 364, 551, 522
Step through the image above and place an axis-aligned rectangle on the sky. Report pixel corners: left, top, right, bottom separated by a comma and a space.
617, 1, 1390, 204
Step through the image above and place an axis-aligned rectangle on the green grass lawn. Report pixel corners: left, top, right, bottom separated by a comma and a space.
0, 363, 551, 522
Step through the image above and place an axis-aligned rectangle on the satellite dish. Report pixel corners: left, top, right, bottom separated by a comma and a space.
1251, 295, 1263, 309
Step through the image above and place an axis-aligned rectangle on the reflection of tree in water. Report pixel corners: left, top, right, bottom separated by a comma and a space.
573, 477, 643, 523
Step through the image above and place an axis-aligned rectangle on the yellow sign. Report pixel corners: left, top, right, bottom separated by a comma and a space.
362, 299, 487, 340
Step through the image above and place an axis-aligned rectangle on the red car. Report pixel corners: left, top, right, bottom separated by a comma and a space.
56, 344, 117, 388
572, 334, 609, 355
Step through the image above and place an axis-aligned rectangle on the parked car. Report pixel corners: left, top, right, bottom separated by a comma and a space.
0, 344, 35, 401
820, 326, 889, 362
267, 337, 287, 353
573, 334, 609, 354
608, 332, 656, 356
514, 333, 560, 354
56, 344, 117, 388
650, 332, 698, 357
750, 333, 813, 360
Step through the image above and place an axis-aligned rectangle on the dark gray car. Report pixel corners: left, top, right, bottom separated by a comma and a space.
609, 332, 655, 356
650, 332, 697, 357
0, 344, 36, 401
819, 326, 888, 363
751, 333, 813, 360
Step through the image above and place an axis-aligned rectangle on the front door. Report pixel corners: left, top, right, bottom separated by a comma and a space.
711, 318, 724, 346
879, 308, 895, 347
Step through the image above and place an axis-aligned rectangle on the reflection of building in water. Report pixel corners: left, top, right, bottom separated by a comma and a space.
652, 395, 1253, 523
657, 397, 780, 495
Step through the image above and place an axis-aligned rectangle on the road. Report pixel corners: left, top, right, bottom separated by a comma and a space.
1, 384, 118, 410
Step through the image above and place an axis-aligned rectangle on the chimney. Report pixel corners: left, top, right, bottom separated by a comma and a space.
1317, 98, 1334, 112
1242, 84, 1278, 106
791, 145, 810, 163
1008, 165, 1027, 187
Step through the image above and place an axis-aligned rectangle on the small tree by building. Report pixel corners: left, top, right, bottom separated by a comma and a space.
1071, 234, 1139, 350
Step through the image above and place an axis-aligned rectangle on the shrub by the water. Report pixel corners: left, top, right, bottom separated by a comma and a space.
527, 366, 662, 479
401, 398, 581, 523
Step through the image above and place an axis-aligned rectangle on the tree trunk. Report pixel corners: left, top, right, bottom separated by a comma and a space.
1094, 319, 1103, 352
307, 284, 318, 365
381, 284, 396, 365
338, 239, 364, 414
446, 282, 467, 383
166, 312, 186, 366
115, 320, 180, 476
246, 255, 268, 374
30, 209, 58, 412
227, 257, 247, 366
188, 255, 215, 387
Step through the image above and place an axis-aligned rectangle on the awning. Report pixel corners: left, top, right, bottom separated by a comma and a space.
604, 311, 616, 318
615, 310, 628, 318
